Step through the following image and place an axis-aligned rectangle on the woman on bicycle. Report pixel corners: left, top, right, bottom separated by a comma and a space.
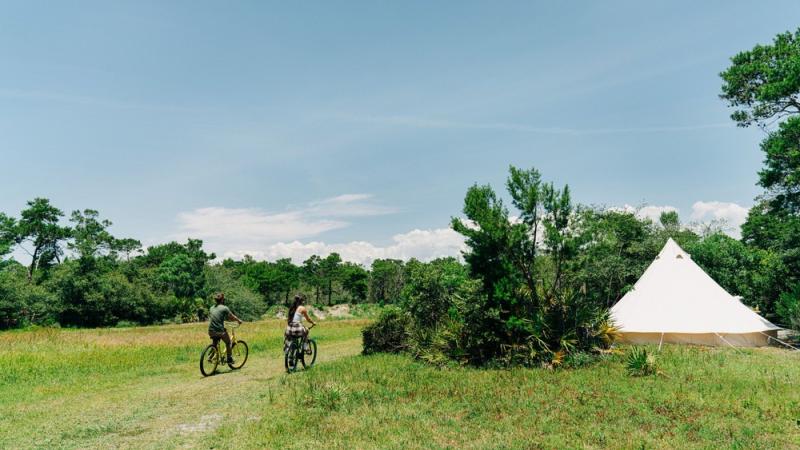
284, 294, 315, 353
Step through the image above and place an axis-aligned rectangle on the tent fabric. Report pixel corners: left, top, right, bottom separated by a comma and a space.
615, 331, 777, 347
610, 238, 780, 347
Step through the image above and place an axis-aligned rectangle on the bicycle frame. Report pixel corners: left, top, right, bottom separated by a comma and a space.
212, 322, 240, 360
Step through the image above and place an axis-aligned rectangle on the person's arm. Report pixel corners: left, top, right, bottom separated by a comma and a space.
300, 307, 315, 326
227, 308, 243, 324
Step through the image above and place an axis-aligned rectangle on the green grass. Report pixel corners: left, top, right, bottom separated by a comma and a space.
2, 321, 799, 449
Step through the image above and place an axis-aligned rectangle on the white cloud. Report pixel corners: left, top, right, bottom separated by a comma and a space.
177, 207, 348, 244
690, 201, 749, 238
615, 204, 679, 222
613, 201, 750, 238
172, 194, 397, 257
305, 194, 398, 217
221, 227, 467, 266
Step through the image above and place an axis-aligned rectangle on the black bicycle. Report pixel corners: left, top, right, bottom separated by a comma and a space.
285, 324, 317, 373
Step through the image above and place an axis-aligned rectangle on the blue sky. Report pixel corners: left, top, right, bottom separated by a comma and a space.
3, 1, 800, 263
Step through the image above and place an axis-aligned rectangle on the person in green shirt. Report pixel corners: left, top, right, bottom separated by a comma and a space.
208, 292, 242, 364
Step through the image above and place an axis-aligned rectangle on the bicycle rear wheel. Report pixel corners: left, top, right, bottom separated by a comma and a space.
200, 345, 219, 377
229, 340, 249, 369
301, 339, 317, 368
285, 341, 299, 373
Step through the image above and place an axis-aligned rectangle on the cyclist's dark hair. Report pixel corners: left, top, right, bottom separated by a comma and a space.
287, 294, 305, 325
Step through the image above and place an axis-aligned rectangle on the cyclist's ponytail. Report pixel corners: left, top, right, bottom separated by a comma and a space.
287, 295, 304, 325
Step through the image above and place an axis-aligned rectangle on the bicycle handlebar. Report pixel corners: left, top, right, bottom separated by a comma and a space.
225, 321, 242, 329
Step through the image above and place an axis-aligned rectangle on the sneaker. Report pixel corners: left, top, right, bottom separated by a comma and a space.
227, 357, 235, 365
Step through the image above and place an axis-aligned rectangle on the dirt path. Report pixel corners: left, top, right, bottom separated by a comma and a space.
23, 337, 363, 449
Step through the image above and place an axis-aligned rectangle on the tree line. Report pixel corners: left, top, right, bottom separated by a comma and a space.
0, 201, 412, 329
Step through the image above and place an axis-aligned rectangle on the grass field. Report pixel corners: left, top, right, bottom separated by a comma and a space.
2, 320, 800, 449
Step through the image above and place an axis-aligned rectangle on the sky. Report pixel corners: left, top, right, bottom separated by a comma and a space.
3, 1, 800, 265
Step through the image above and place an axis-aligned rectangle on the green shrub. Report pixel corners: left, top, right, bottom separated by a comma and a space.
776, 284, 800, 331
203, 265, 267, 321
626, 347, 657, 376
362, 306, 411, 355
0, 263, 59, 329
407, 319, 465, 367
563, 351, 601, 369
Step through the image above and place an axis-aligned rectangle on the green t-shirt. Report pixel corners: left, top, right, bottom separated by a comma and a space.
208, 304, 231, 333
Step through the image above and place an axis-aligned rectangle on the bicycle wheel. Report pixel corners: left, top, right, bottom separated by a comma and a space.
229, 340, 249, 369
285, 341, 299, 373
200, 345, 219, 377
301, 339, 317, 368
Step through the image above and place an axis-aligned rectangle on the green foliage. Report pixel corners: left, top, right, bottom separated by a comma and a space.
13, 198, 71, 280
659, 211, 680, 231
686, 233, 782, 315
402, 257, 471, 327
67, 209, 116, 259
340, 262, 369, 303
361, 306, 411, 355
368, 258, 405, 303
0, 262, 58, 328
759, 117, 800, 213
52, 259, 173, 327
776, 284, 800, 329
203, 265, 267, 321
146, 239, 214, 301
570, 209, 659, 308
229, 256, 300, 305
626, 347, 657, 377
720, 29, 800, 128
721, 29, 800, 330
0, 213, 15, 259
451, 166, 613, 366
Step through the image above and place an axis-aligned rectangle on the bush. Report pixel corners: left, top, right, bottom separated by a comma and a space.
776, 284, 800, 330
0, 263, 59, 329
204, 265, 267, 321
626, 347, 657, 376
362, 306, 411, 355
562, 351, 601, 369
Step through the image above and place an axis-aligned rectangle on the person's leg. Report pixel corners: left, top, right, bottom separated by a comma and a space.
209, 333, 220, 349
284, 327, 291, 353
222, 331, 233, 362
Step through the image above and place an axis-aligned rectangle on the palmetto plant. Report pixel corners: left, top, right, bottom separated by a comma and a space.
626, 346, 657, 376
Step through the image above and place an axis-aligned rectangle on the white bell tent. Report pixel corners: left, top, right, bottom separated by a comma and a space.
610, 238, 780, 347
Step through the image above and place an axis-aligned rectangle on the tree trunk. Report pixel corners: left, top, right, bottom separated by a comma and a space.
27, 247, 39, 282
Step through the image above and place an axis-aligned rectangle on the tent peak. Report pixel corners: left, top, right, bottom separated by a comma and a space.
658, 238, 690, 260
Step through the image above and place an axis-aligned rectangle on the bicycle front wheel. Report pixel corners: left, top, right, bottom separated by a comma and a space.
229, 340, 249, 369
301, 339, 317, 368
200, 345, 219, 377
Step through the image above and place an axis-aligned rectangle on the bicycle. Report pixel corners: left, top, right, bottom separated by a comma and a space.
200, 321, 249, 377
284, 323, 317, 373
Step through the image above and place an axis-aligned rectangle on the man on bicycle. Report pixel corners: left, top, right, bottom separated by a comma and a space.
209, 292, 242, 364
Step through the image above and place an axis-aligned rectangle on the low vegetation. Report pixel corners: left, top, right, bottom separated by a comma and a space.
626, 346, 658, 377
3, 319, 797, 449
0, 318, 367, 449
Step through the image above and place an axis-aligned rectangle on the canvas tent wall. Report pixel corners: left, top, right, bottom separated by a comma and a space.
610, 238, 780, 347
